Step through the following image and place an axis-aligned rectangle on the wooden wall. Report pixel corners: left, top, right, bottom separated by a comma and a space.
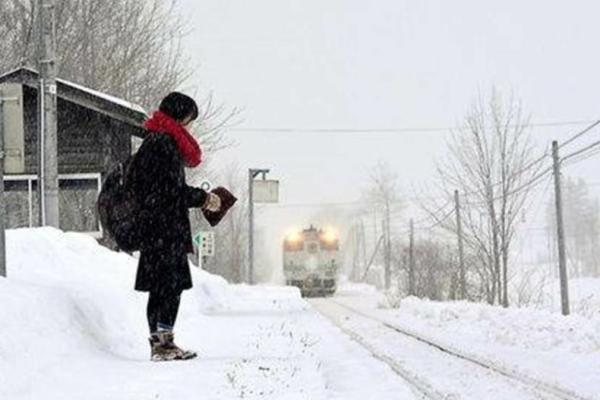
21, 85, 138, 177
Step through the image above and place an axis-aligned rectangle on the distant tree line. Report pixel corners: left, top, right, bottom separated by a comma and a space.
546, 177, 600, 278
349, 89, 555, 307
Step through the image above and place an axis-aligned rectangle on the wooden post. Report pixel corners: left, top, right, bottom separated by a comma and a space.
408, 219, 415, 296
0, 94, 6, 277
384, 212, 391, 290
247, 169, 254, 284
455, 190, 466, 299
552, 140, 570, 316
359, 219, 367, 267
351, 224, 359, 281
361, 235, 384, 282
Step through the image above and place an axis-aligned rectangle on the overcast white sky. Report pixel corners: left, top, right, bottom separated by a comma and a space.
177, 0, 599, 200
174, 0, 600, 277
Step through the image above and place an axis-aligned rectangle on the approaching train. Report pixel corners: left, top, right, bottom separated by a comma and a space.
283, 225, 341, 297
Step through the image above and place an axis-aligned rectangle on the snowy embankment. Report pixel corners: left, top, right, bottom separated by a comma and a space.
336, 282, 600, 399
0, 228, 415, 400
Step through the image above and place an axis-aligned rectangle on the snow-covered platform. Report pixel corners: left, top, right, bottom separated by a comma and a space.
0, 228, 414, 400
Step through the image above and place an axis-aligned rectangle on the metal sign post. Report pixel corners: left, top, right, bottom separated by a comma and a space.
193, 231, 215, 270
38, 0, 59, 228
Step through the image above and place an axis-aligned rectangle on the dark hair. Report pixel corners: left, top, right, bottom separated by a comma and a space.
159, 92, 199, 122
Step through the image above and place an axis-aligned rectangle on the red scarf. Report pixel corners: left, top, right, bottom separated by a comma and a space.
144, 111, 202, 168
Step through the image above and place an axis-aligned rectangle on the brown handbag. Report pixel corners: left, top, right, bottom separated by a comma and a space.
202, 186, 238, 227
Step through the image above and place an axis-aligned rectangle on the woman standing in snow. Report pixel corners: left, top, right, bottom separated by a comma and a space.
128, 92, 221, 361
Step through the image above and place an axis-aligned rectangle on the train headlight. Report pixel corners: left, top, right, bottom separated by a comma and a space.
285, 229, 302, 243
284, 228, 305, 251
321, 228, 338, 243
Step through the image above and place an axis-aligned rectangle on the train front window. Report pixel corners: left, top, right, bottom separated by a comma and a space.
320, 239, 339, 251
284, 240, 304, 251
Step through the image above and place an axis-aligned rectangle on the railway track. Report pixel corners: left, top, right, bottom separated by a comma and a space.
310, 298, 594, 400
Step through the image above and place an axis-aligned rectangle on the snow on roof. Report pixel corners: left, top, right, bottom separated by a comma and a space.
59, 78, 147, 115
0, 66, 147, 116
0, 65, 30, 80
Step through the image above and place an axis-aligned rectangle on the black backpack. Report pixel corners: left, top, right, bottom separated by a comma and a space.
97, 156, 141, 252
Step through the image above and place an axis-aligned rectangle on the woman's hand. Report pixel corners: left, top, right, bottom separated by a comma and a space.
203, 192, 222, 212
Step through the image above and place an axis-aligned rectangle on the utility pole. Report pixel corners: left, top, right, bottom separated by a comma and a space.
383, 218, 388, 289
552, 140, 570, 316
359, 219, 367, 268
0, 94, 7, 277
248, 168, 270, 285
352, 224, 359, 281
361, 234, 384, 282
37, 0, 60, 228
455, 190, 466, 299
408, 218, 415, 296
248, 170, 255, 285
384, 203, 391, 290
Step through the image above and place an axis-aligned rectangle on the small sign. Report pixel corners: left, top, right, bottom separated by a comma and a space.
0, 83, 25, 173
253, 179, 279, 203
46, 83, 57, 95
193, 231, 215, 257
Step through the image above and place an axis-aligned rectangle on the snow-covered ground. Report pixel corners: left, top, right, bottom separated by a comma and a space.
509, 263, 600, 318
0, 228, 415, 400
5, 227, 598, 399
334, 281, 600, 400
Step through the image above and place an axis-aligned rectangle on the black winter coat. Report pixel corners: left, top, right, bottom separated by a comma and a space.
128, 132, 207, 293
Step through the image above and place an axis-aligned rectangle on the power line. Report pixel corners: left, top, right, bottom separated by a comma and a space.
419, 208, 455, 231
437, 120, 600, 205
494, 165, 554, 200
562, 146, 600, 167
260, 121, 600, 235
476, 120, 600, 200
453, 120, 599, 202
406, 199, 455, 231
558, 119, 600, 149
230, 120, 598, 134
262, 119, 600, 216
561, 137, 600, 164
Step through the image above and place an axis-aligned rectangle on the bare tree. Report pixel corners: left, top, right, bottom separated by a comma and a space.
1, 0, 239, 152
433, 89, 542, 306
1, 0, 186, 106
393, 238, 455, 300
359, 161, 403, 288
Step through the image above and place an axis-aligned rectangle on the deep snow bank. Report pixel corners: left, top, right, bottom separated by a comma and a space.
0, 228, 413, 400
336, 282, 600, 398
393, 296, 600, 354
0, 228, 236, 394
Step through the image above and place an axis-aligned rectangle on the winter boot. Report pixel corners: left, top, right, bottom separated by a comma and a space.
149, 334, 180, 361
160, 331, 197, 360
149, 332, 197, 361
